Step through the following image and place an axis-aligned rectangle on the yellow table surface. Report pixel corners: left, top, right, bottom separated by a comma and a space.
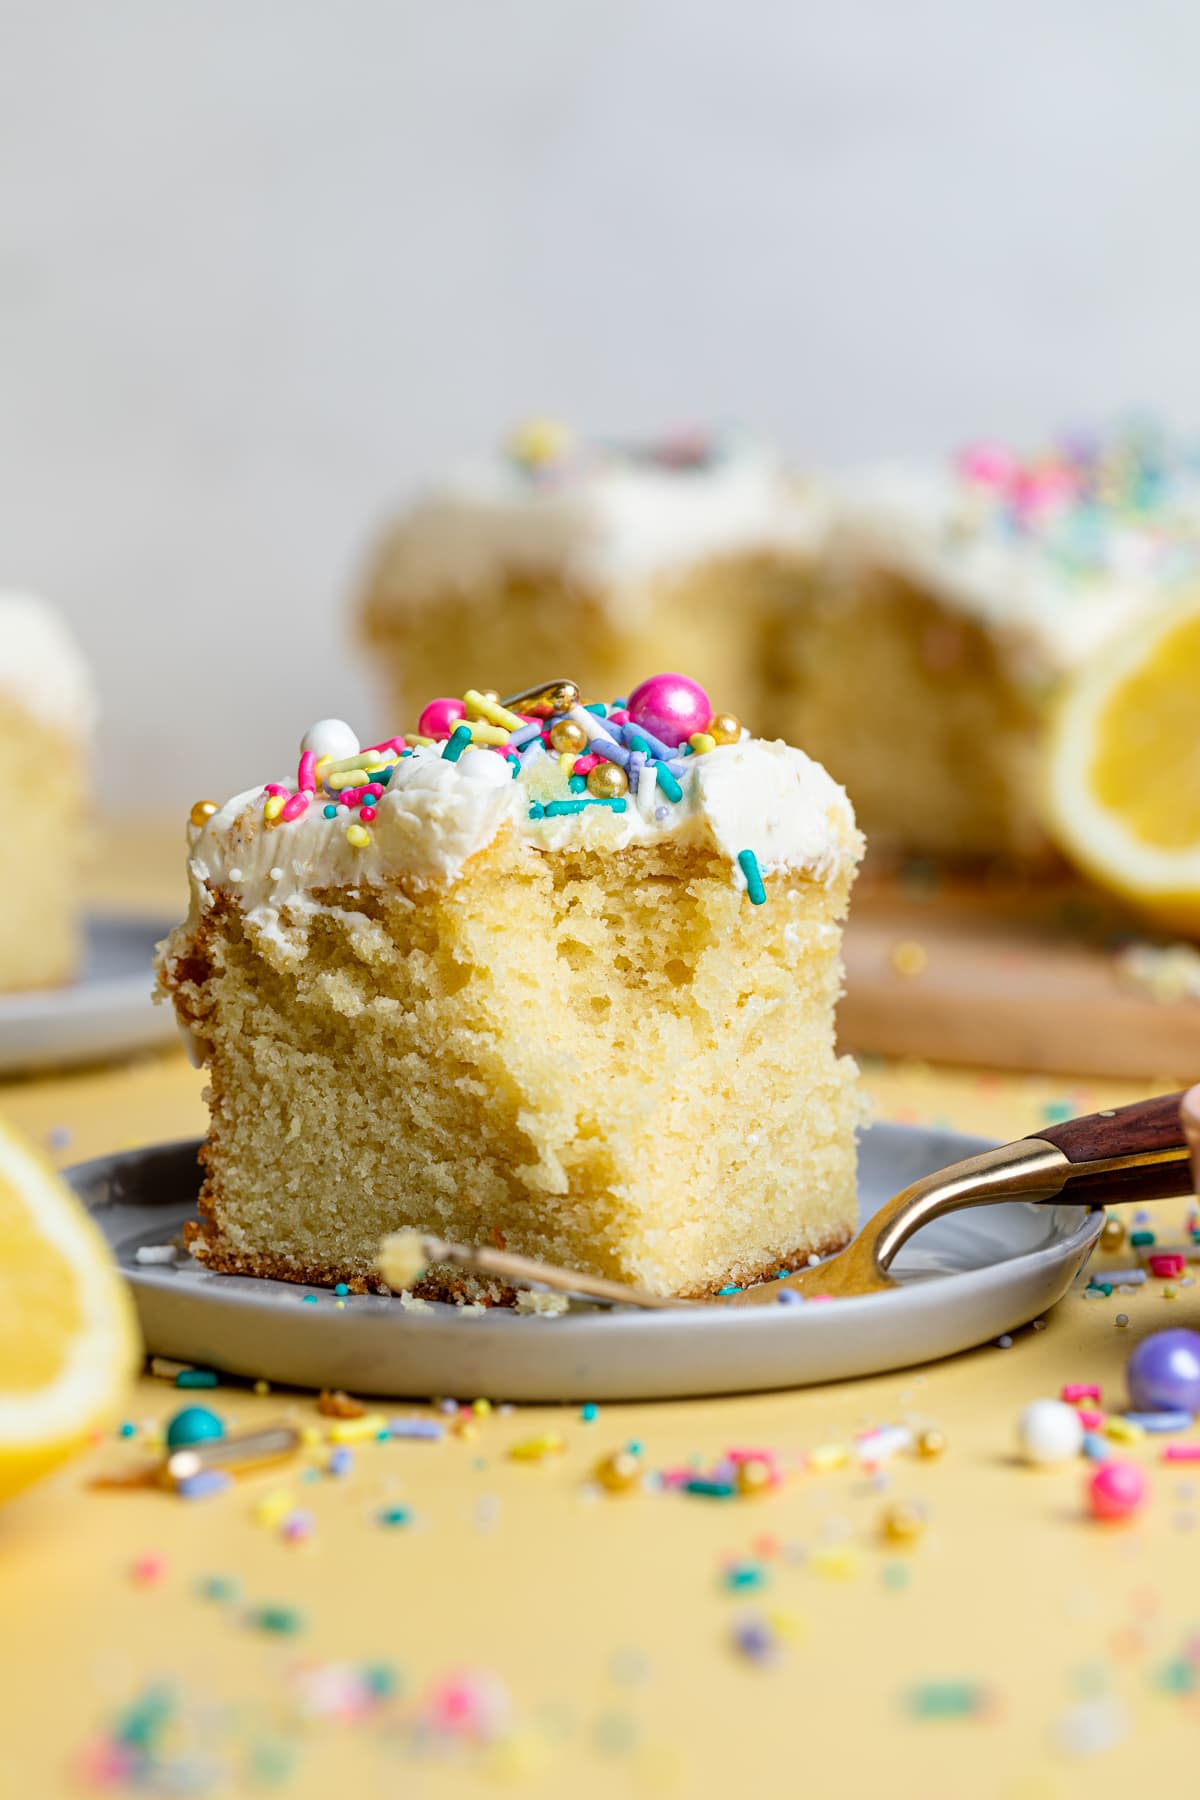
3, 827, 1196, 1800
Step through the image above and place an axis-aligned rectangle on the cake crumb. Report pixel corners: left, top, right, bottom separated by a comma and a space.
378, 1230, 427, 1291
515, 1289, 570, 1317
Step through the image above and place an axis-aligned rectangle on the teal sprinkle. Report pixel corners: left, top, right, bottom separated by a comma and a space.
542, 798, 627, 817
723, 1561, 767, 1591
175, 1368, 218, 1389
442, 725, 472, 763
717, 1284, 740, 1296
363, 1663, 400, 1700
581, 1402, 598, 1422
1040, 1100, 1073, 1123
738, 849, 767, 905
528, 802, 545, 820
882, 1563, 911, 1592
377, 1504, 412, 1528
376, 766, 395, 784
627, 733, 650, 755
627, 1440, 643, 1455
334, 1282, 349, 1297
683, 1478, 737, 1499
1156, 1657, 1197, 1695
118, 1421, 136, 1438
612, 697, 627, 709
568, 774, 587, 793
196, 1573, 240, 1604
1130, 1229, 1156, 1247
323, 804, 337, 818
301, 1294, 318, 1305
585, 702, 608, 716
655, 765, 683, 802
1087, 1281, 1114, 1297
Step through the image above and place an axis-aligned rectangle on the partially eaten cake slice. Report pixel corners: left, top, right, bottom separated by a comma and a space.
156, 673, 864, 1299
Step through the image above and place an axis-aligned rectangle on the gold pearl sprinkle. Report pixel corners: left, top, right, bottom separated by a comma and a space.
917, 1428, 946, 1460
890, 939, 928, 978
1100, 1215, 1127, 1253
735, 1457, 773, 1498
549, 718, 588, 755
189, 800, 219, 829
706, 712, 741, 746
586, 763, 629, 799
594, 1449, 641, 1494
881, 1501, 925, 1547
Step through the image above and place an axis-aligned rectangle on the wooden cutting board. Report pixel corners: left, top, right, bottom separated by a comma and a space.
838, 864, 1200, 1081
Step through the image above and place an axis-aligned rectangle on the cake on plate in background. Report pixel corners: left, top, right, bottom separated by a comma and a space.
0, 593, 95, 992
156, 672, 863, 1299
779, 426, 1200, 861
357, 423, 828, 734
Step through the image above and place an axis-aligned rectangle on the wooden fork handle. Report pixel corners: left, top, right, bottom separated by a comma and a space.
1027, 1089, 1195, 1208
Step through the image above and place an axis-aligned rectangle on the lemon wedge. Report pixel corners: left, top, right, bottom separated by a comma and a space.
0, 1117, 140, 1502
1045, 595, 1200, 932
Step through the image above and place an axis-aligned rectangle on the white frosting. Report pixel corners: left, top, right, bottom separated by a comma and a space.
366, 443, 828, 609
183, 735, 859, 939
0, 592, 96, 735
829, 464, 1200, 680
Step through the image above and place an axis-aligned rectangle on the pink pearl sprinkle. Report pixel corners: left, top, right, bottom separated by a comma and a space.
418, 698, 466, 739
626, 673, 712, 748
360, 806, 377, 822
130, 1551, 167, 1586
1077, 1408, 1105, 1431
280, 792, 310, 823
1088, 1459, 1147, 1521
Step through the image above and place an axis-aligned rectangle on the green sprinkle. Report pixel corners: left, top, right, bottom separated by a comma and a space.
250, 1605, 306, 1636
1156, 1657, 1197, 1694
683, 1478, 737, 1499
882, 1562, 911, 1591
1131, 1230, 1156, 1248
1040, 1100, 1073, 1124
655, 765, 683, 803
175, 1368, 218, 1389
906, 1681, 987, 1719
377, 1505, 412, 1528
196, 1573, 240, 1604
737, 849, 767, 905
442, 725, 472, 763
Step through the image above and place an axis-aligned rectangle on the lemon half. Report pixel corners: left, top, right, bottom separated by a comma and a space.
0, 1118, 140, 1502
1045, 595, 1200, 933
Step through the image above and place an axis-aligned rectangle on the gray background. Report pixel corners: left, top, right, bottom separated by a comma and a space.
2, 0, 1197, 809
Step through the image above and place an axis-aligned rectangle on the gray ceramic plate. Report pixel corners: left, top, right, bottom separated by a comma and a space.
0, 913, 178, 1074
67, 1123, 1103, 1400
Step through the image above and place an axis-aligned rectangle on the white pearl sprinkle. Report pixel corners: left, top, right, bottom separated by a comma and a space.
228, 866, 244, 882
269, 866, 284, 881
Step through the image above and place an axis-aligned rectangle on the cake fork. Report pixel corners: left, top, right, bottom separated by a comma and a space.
396, 1092, 1194, 1311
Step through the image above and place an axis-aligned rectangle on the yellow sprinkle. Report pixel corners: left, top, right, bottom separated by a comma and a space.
1105, 1417, 1145, 1443
299, 1425, 322, 1449
460, 719, 510, 746
506, 417, 573, 468
810, 1443, 850, 1472
810, 1545, 860, 1580
327, 1412, 388, 1444
263, 795, 285, 822
890, 939, 928, 977
326, 769, 369, 792
253, 1379, 271, 1397
253, 1489, 294, 1528
346, 824, 371, 849
409, 734, 435, 747
322, 751, 371, 775
509, 1433, 566, 1462
688, 732, 717, 755
464, 689, 523, 732
454, 1421, 479, 1442
559, 752, 576, 775
472, 1398, 492, 1417
765, 1608, 807, 1642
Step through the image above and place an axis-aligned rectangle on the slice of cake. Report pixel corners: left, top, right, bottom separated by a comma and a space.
773, 427, 1200, 861
156, 672, 864, 1299
358, 424, 828, 735
0, 593, 95, 992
